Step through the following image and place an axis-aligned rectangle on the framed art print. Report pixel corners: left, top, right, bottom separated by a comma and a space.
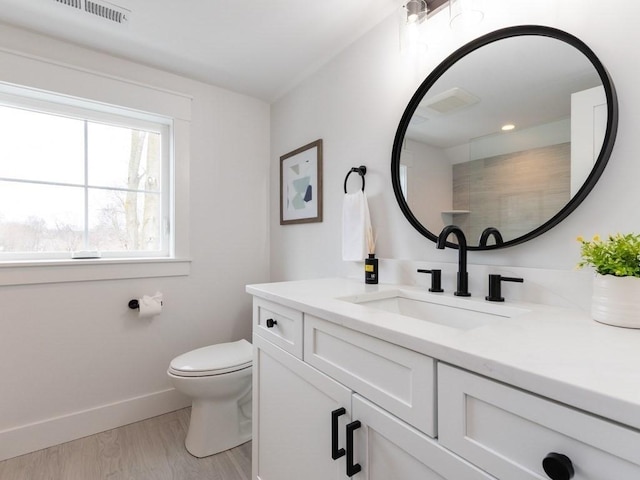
280, 139, 323, 225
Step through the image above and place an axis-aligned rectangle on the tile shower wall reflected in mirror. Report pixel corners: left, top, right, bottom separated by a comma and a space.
401, 84, 606, 245
452, 140, 570, 243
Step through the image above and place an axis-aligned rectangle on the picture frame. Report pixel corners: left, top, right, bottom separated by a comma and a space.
280, 139, 323, 225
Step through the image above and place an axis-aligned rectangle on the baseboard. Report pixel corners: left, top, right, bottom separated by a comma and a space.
0, 388, 191, 462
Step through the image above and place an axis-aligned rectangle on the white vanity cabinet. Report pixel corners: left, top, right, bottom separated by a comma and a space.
249, 279, 640, 480
252, 298, 495, 480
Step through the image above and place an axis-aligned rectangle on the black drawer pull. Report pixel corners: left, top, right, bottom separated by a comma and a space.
346, 420, 361, 477
265, 318, 277, 328
331, 408, 346, 460
542, 452, 574, 480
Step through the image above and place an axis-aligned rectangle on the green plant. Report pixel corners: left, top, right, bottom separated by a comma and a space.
577, 233, 640, 277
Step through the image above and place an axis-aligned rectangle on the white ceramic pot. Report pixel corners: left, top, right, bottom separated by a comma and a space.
592, 274, 640, 328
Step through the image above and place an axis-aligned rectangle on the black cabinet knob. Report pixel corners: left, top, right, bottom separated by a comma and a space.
542, 452, 575, 480
266, 318, 277, 328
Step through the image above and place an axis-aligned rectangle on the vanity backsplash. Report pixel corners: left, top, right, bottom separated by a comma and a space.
344, 258, 593, 312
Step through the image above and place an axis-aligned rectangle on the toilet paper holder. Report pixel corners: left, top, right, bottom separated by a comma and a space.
128, 299, 163, 310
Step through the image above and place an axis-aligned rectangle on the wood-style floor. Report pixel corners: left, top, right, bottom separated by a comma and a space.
0, 408, 251, 480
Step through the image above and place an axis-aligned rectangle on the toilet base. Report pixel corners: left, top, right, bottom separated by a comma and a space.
185, 389, 252, 458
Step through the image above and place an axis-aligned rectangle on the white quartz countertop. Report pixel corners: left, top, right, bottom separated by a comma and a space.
247, 277, 640, 431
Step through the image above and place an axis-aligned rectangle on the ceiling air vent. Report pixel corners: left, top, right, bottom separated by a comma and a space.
55, 0, 82, 8
84, 0, 129, 24
422, 87, 480, 114
53, 0, 130, 25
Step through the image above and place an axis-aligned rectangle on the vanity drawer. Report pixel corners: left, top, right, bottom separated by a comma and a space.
253, 299, 303, 358
438, 363, 640, 479
304, 314, 436, 436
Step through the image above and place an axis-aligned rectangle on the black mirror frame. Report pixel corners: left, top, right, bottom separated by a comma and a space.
391, 25, 618, 250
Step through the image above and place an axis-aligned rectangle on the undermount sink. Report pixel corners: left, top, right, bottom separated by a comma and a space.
339, 289, 530, 330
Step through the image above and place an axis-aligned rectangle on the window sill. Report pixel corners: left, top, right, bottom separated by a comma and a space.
0, 258, 191, 286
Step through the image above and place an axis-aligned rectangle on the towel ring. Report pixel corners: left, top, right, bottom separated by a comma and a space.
344, 166, 367, 193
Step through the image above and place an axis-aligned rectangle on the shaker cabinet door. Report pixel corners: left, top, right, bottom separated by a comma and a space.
253, 334, 352, 480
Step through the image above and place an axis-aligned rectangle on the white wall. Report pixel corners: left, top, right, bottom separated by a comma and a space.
270, 0, 640, 282
0, 24, 270, 460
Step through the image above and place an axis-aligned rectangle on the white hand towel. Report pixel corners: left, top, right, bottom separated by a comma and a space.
342, 191, 371, 261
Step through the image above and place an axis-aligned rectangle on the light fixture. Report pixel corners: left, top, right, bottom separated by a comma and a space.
449, 0, 484, 30
399, 0, 429, 57
501, 124, 515, 131
405, 0, 427, 25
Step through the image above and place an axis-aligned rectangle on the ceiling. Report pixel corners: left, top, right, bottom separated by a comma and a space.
0, 0, 402, 102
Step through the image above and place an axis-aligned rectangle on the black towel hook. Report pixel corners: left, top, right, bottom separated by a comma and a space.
344, 166, 367, 193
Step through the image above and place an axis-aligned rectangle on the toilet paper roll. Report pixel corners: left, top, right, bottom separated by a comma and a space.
138, 292, 163, 318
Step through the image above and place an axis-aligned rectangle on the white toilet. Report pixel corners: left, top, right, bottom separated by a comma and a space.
167, 339, 253, 458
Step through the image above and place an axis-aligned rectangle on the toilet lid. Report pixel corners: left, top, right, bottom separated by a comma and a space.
169, 339, 252, 377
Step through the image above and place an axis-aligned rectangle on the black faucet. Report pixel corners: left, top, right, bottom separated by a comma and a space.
478, 227, 504, 248
436, 225, 471, 297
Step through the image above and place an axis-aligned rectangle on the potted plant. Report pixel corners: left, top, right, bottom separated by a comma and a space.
578, 233, 640, 328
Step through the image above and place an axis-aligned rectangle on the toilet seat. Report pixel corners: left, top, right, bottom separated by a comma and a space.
169, 339, 252, 377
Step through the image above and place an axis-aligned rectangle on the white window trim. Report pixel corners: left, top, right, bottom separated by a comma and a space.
0, 46, 192, 284
0, 258, 191, 286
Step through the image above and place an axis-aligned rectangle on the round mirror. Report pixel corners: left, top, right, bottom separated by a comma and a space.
391, 25, 618, 250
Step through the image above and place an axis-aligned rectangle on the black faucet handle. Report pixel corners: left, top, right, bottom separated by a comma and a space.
417, 269, 444, 293
486, 274, 524, 302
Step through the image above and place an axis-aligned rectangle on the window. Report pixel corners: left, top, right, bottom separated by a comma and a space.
0, 90, 172, 261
